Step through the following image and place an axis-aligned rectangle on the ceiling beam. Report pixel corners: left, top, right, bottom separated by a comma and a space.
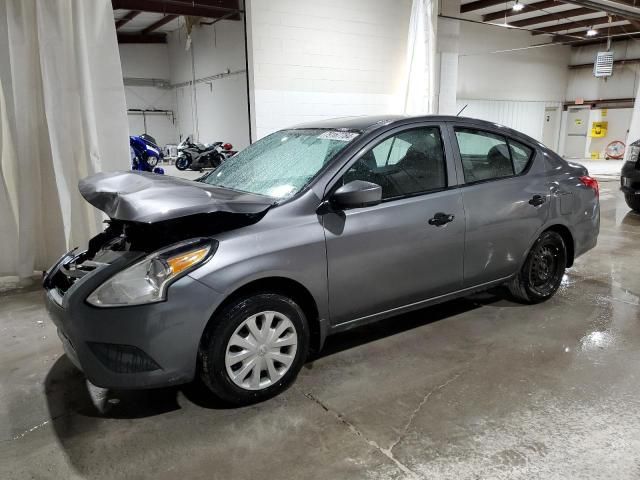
509, 7, 595, 27
553, 23, 639, 40
141, 14, 179, 34
561, 0, 640, 21
115, 10, 140, 29
531, 15, 625, 33
460, 0, 509, 13
112, 0, 241, 19
568, 30, 640, 45
483, 1, 563, 22
117, 33, 167, 43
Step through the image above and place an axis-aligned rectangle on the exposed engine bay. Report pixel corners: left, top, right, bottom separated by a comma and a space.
87, 210, 267, 258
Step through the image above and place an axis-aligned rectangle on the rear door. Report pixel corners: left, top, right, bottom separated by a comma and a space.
322, 123, 465, 326
447, 123, 550, 287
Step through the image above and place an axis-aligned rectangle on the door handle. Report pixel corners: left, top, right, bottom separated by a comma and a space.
529, 194, 546, 207
428, 212, 455, 226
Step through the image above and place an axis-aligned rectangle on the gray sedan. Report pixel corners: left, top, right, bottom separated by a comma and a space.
44, 115, 600, 405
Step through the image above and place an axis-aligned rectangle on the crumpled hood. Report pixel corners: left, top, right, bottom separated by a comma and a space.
79, 171, 274, 223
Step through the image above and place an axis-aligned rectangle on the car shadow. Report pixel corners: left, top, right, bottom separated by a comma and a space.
44, 289, 507, 421
41, 289, 510, 475
621, 209, 640, 226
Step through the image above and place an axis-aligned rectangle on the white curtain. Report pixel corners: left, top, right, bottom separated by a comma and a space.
0, 0, 128, 281
400, 0, 437, 115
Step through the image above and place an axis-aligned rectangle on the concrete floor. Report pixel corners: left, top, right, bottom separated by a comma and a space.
2, 178, 640, 480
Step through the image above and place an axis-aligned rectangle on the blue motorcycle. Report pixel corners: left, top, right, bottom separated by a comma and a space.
130, 134, 164, 175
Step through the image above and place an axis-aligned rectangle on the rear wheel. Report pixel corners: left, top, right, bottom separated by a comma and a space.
508, 231, 566, 304
198, 292, 309, 405
624, 193, 640, 212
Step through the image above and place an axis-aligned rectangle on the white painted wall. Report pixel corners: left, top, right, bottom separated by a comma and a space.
458, 22, 571, 103
118, 44, 178, 147
247, 0, 412, 139
167, 21, 250, 150
452, 22, 571, 142
566, 41, 640, 102
586, 108, 633, 158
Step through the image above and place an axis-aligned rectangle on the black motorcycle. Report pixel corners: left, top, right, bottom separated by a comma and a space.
175, 136, 235, 171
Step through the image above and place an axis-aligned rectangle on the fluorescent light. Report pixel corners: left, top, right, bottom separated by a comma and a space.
512, 1, 525, 11
586, 27, 598, 36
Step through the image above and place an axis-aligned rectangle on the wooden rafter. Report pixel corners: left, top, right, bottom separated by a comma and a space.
117, 33, 167, 43
531, 15, 626, 34
115, 10, 140, 29
112, 0, 241, 19
553, 23, 639, 41
509, 7, 594, 27
483, 1, 562, 22
460, 0, 509, 13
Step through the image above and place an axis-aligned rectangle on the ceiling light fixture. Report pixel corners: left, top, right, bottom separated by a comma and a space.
512, 1, 525, 11
586, 27, 598, 36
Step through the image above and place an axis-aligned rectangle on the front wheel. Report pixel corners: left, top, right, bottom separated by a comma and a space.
198, 292, 309, 405
175, 155, 191, 170
624, 193, 640, 212
508, 231, 566, 304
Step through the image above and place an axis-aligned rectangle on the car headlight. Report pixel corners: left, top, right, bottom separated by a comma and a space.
87, 239, 216, 307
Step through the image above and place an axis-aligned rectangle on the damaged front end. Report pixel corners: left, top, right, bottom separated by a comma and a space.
44, 171, 274, 303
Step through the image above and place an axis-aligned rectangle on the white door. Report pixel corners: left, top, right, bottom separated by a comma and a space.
564, 107, 589, 158
542, 107, 559, 151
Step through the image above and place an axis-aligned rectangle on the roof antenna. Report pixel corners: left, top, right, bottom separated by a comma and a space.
456, 104, 468, 116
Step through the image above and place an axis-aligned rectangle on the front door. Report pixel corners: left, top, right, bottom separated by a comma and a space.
322, 125, 465, 326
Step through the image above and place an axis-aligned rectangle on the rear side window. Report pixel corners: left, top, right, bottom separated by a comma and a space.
509, 139, 533, 174
454, 128, 535, 183
455, 128, 514, 182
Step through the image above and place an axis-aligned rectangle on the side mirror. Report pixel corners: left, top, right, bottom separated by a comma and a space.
331, 180, 382, 209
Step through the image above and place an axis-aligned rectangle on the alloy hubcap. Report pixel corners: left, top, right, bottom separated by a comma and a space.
225, 311, 298, 391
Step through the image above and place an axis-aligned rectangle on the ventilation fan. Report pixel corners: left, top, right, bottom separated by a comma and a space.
593, 51, 614, 78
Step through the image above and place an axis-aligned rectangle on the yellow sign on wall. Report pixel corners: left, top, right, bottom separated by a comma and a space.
591, 121, 608, 138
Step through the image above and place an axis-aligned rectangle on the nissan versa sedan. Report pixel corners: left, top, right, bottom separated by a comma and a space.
44, 115, 600, 405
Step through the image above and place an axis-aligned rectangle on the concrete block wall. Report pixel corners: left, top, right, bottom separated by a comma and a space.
247, 0, 412, 139
118, 44, 178, 147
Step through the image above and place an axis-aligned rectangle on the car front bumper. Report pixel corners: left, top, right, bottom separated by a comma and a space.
43, 250, 223, 389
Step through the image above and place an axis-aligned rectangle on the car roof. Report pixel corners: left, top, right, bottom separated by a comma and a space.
291, 115, 539, 144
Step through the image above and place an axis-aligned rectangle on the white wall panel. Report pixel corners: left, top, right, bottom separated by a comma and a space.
457, 22, 570, 103
248, 0, 412, 139
456, 99, 551, 142
566, 42, 640, 102
167, 21, 250, 148
118, 44, 178, 146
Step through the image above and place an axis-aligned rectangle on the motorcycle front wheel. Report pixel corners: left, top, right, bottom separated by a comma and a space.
176, 155, 191, 171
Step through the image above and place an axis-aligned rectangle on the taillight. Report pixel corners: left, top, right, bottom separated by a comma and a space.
580, 175, 599, 197
223, 143, 233, 151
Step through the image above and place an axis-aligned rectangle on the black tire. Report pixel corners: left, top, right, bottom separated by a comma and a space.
198, 292, 309, 406
209, 153, 223, 169
624, 193, 640, 212
508, 231, 567, 304
175, 155, 191, 171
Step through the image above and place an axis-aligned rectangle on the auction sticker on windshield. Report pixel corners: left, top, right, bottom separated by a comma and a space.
317, 131, 360, 142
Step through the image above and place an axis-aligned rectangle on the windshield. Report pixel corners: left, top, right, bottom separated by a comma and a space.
201, 129, 359, 199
